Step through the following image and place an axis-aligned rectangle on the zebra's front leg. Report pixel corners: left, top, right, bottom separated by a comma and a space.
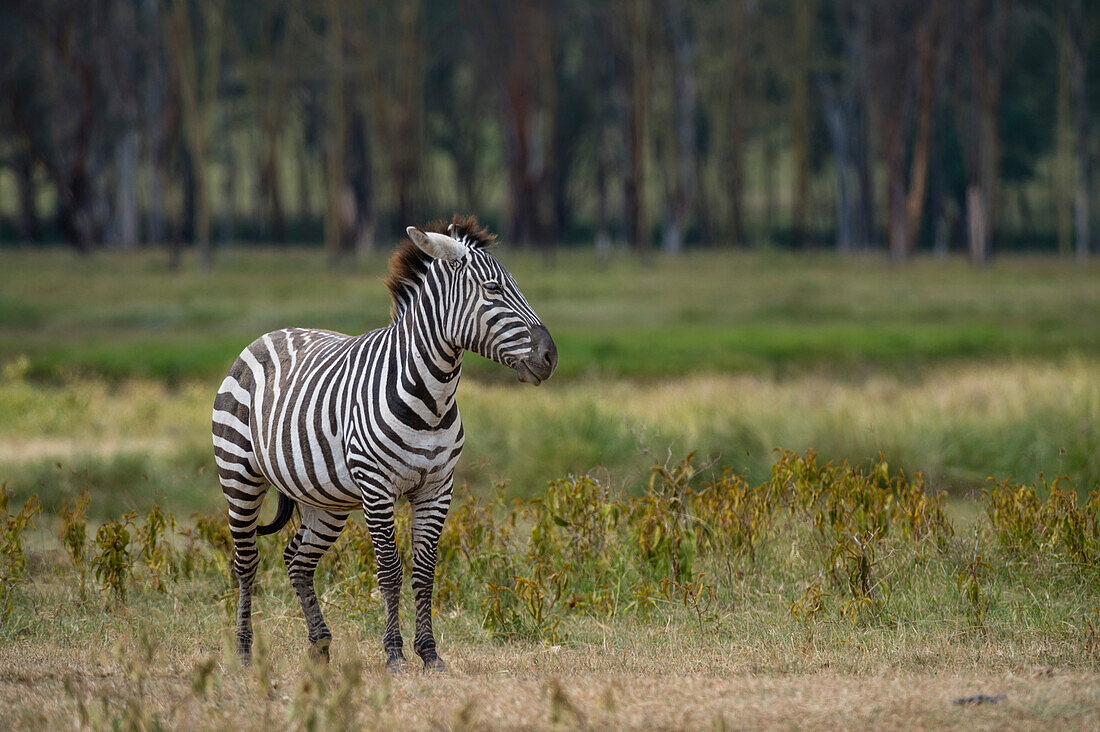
411, 484, 454, 672
363, 489, 407, 672
286, 506, 349, 663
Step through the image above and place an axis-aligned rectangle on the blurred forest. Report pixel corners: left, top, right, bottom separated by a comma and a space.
0, 0, 1097, 265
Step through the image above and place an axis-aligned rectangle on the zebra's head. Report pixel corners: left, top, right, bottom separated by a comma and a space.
396, 216, 558, 386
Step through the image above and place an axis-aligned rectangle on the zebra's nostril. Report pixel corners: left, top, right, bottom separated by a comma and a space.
526, 323, 557, 378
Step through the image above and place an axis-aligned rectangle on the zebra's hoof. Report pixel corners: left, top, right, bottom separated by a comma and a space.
385, 655, 408, 674
422, 655, 448, 673
308, 638, 331, 664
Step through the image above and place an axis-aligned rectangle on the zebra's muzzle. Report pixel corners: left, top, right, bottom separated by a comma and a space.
515, 324, 557, 385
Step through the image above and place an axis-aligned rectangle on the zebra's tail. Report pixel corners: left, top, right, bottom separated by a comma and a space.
256, 491, 296, 536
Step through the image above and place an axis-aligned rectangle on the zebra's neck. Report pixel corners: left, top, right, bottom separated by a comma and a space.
387, 297, 463, 428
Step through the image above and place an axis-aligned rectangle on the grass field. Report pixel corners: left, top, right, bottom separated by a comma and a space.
3, 248, 1100, 381
1, 247, 1098, 728
2, 453, 1098, 729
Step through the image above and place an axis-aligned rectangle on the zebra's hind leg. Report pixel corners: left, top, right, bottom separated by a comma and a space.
219, 467, 268, 664
286, 505, 350, 664
410, 484, 454, 672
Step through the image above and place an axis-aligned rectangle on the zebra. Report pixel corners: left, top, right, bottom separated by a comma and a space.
211, 215, 557, 672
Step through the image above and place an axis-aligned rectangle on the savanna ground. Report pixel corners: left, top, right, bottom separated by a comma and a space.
1, 247, 1099, 729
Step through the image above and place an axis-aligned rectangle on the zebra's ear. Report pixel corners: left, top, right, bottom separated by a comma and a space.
406, 227, 467, 262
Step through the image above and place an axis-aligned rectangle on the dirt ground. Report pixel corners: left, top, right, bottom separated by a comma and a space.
2, 638, 1096, 730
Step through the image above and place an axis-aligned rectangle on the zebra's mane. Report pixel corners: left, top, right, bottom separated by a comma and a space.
385, 214, 499, 322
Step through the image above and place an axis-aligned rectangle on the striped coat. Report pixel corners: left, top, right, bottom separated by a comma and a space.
212, 216, 557, 671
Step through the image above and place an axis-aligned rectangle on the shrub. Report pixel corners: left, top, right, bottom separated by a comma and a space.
986, 476, 1100, 562
58, 488, 91, 600
92, 513, 136, 606
0, 483, 41, 618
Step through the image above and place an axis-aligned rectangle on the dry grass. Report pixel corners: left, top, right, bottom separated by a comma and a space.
2, 614, 1097, 730
3, 514, 1098, 732
3, 359, 1099, 517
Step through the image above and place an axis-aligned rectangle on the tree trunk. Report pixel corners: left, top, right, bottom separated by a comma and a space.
110, 130, 140, 249
296, 124, 314, 230
966, 185, 989, 263
887, 162, 908, 261
663, 0, 697, 255
323, 0, 347, 266
790, 0, 815, 248
822, 83, 855, 254
625, 0, 650, 251
141, 0, 165, 246
261, 132, 286, 244
961, 0, 1003, 264
900, 2, 940, 256
820, 0, 871, 257
853, 4, 875, 251
1055, 8, 1073, 257
180, 145, 197, 246
874, 0, 942, 261
595, 132, 612, 260
218, 128, 235, 247
1068, 0, 1090, 261
193, 137, 212, 270
928, 125, 953, 257
483, 0, 554, 250
347, 106, 375, 259
392, 1, 423, 229
764, 134, 777, 241
162, 0, 223, 271
722, 0, 748, 248
14, 151, 40, 243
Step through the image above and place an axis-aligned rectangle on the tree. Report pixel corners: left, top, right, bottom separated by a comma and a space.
5, 0, 108, 253
321, 0, 347, 266
662, 0, 699, 254
617, 0, 653, 251
866, 0, 946, 261
790, 0, 817, 248
162, 0, 226, 271
234, 1, 295, 245
1067, 0, 1091, 260
466, 0, 558, 249
820, 0, 875, 253
959, 0, 1007, 264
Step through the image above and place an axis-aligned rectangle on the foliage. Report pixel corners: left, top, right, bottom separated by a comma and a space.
0, 483, 40, 619
986, 476, 1100, 562
186, 509, 234, 583
136, 505, 178, 590
4, 449, 1100, 650
58, 488, 90, 600
632, 454, 699, 583
91, 513, 136, 606
958, 540, 991, 630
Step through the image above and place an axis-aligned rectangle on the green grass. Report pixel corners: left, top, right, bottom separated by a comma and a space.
0, 247, 1098, 514
3, 248, 1100, 380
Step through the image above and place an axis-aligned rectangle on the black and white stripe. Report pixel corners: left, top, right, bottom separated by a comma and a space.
213, 217, 557, 671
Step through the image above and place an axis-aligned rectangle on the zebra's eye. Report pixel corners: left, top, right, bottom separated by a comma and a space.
484, 281, 502, 293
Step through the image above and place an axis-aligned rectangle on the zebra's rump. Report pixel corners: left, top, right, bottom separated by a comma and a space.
214, 329, 364, 505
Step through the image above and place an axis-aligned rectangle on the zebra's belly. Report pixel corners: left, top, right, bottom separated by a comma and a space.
254, 430, 362, 509
266, 467, 361, 510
